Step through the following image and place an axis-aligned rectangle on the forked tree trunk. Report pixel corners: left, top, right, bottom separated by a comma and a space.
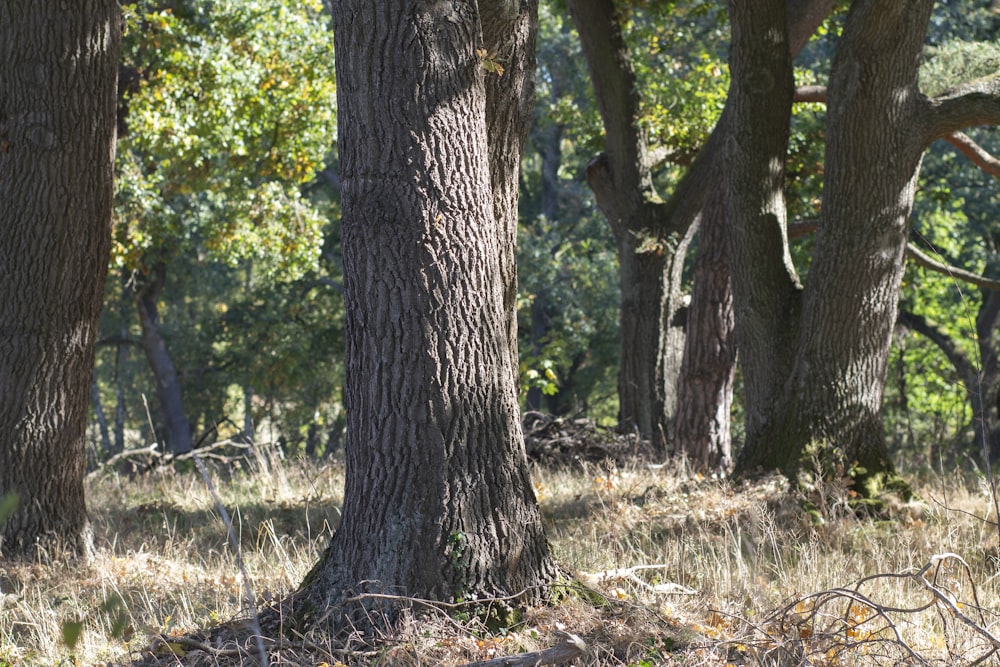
293, 0, 557, 634
734, 0, 941, 491
0, 0, 119, 557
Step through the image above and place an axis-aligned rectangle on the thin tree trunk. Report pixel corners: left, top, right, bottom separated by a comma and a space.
0, 0, 119, 557
674, 179, 735, 470
91, 374, 112, 457
136, 262, 192, 455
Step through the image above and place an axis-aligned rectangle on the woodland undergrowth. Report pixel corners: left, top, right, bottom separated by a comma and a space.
1, 439, 999, 666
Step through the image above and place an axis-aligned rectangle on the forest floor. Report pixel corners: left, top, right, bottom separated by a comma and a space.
2, 421, 999, 666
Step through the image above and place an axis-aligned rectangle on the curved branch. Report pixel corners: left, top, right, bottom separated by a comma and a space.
906, 244, 1000, 292
927, 73, 1000, 141
788, 219, 1000, 291
943, 131, 1000, 180
897, 310, 979, 384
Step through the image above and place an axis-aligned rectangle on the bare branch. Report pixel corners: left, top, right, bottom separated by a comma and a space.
944, 131, 1000, 179
457, 631, 587, 667
906, 243, 1000, 292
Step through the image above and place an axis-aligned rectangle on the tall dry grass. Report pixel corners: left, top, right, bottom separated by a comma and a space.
1, 445, 998, 666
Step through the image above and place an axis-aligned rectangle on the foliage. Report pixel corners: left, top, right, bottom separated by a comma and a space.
93, 0, 341, 453
518, 0, 620, 420
115, 0, 336, 281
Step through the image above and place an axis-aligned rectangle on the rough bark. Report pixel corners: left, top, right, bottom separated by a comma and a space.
294, 0, 557, 635
136, 262, 192, 455
673, 174, 735, 471
736, 0, 938, 489
0, 0, 119, 557
724, 0, 799, 457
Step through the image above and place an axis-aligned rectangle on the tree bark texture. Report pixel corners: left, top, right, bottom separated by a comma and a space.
298, 0, 557, 633
724, 0, 799, 457
736, 0, 937, 482
673, 175, 735, 471
0, 0, 119, 557
673, 1, 834, 470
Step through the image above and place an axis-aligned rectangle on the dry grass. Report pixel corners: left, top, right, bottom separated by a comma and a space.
1, 446, 999, 666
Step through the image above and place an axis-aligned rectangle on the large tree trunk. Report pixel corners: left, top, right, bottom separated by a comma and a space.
136, 262, 192, 455
0, 0, 119, 558
293, 0, 557, 635
735, 0, 938, 490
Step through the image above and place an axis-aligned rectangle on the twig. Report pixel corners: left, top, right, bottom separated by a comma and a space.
455, 631, 587, 667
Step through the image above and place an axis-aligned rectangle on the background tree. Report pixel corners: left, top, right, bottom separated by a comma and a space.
518, 0, 619, 419
108, 0, 337, 453
287, 0, 558, 634
0, 0, 119, 556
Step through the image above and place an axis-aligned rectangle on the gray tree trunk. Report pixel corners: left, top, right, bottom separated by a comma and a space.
0, 0, 119, 558
136, 262, 192, 455
293, 0, 557, 635
567, 0, 690, 450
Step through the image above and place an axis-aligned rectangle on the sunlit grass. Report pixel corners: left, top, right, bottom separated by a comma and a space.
1, 445, 998, 665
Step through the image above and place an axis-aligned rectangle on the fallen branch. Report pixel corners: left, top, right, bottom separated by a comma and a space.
88, 438, 255, 477
456, 631, 587, 667
733, 552, 1000, 666
577, 564, 698, 596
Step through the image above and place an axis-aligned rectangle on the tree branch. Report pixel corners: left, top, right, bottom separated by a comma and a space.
793, 84, 827, 103
457, 631, 587, 667
927, 73, 1000, 141
905, 243, 1000, 292
788, 220, 1000, 291
943, 131, 1000, 179
897, 310, 979, 385
650, 0, 837, 239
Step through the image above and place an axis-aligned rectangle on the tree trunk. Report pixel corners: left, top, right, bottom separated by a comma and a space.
735, 0, 937, 492
0, 0, 119, 558
567, 0, 690, 450
724, 0, 800, 469
673, 177, 736, 470
136, 262, 192, 455
293, 0, 557, 635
